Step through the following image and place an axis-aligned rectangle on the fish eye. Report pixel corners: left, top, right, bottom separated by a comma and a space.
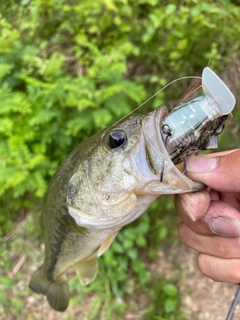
108, 130, 127, 150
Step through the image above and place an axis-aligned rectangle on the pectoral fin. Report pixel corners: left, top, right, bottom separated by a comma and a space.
75, 232, 118, 285
75, 256, 98, 285
97, 231, 118, 257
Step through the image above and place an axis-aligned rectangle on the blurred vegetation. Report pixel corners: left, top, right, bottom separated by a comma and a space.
1, 0, 240, 319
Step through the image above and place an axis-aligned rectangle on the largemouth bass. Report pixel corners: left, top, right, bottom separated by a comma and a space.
29, 68, 235, 311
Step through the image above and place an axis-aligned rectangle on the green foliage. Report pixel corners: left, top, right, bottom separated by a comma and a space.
143, 280, 183, 320
101, 214, 151, 296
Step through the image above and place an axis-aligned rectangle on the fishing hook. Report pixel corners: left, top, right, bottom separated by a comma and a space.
160, 123, 188, 182
182, 156, 187, 175
160, 124, 172, 182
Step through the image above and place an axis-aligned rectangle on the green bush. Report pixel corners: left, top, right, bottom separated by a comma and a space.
143, 280, 183, 320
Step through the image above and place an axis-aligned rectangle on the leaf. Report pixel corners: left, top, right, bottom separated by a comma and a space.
0, 63, 14, 79
0, 118, 13, 134
165, 4, 177, 16
162, 283, 178, 297
92, 108, 113, 129
158, 226, 168, 240
164, 298, 178, 313
104, 97, 131, 117
44, 53, 65, 79
29, 109, 60, 126
127, 248, 138, 259
66, 111, 93, 136
136, 235, 146, 247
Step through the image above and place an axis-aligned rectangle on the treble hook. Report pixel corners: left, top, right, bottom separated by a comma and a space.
160, 124, 172, 182
160, 124, 188, 182
182, 156, 187, 175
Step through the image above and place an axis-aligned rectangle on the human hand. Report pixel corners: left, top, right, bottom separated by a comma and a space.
175, 149, 240, 283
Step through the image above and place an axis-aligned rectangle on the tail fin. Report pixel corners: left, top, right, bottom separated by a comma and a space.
29, 266, 69, 312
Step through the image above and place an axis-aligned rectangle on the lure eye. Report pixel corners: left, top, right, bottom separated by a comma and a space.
108, 130, 127, 150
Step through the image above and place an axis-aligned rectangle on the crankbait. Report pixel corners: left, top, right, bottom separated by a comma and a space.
161, 67, 235, 176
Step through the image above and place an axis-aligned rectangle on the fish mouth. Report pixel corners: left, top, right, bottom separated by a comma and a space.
141, 106, 170, 175
138, 106, 204, 193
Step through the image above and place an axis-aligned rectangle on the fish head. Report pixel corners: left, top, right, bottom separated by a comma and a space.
66, 106, 205, 231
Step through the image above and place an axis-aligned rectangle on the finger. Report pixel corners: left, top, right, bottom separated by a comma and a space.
186, 149, 240, 193
178, 222, 240, 258
198, 253, 240, 283
176, 194, 240, 236
201, 149, 239, 157
174, 189, 210, 222
219, 192, 240, 212
194, 200, 240, 236
209, 189, 220, 201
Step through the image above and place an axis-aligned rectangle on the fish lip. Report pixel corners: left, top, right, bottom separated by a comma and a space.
141, 106, 170, 175
154, 106, 169, 153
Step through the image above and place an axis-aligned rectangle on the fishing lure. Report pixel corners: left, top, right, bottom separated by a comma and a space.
161, 67, 235, 168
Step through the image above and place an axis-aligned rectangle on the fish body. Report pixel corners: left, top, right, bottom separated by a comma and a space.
29, 68, 235, 312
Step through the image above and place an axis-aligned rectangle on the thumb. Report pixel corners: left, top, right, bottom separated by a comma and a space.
186, 149, 240, 193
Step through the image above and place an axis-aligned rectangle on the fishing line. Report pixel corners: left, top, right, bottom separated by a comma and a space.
178, 80, 202, 105
112, 75, 202, 128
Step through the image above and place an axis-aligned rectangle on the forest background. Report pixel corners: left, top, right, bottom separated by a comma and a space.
1, 0, 240, 319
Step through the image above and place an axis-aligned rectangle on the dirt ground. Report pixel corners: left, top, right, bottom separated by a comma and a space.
2, 241, 240, 320
156, 245, 240, 320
